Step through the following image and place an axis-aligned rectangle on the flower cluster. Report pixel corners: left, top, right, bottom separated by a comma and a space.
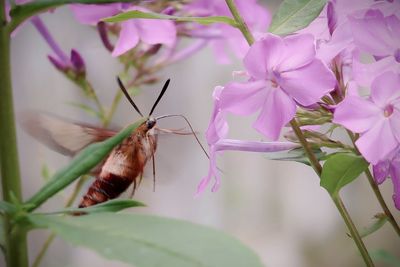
198, 0, 400, 209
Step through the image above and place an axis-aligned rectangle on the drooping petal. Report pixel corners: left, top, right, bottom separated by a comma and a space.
279, 59, 336, 106
206, 86, 228, 145
219, 80, 268, 115
333, 96, 381, 133
111, 21, 139, 57
373, 160, 390, 184
136, 18, 176, 47
196, 148, 220, 195
279, 34, 316, 71
243, 34, 284, 79
355, 119, 398, 164
253, 88, 296, 140
370, 72, 400, 107
70, 4, 121, 25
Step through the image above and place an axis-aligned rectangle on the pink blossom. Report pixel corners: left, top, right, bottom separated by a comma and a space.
197, 86, 298, 195
70, 4, 176, 57
373, 148, 400, 210
219, 33, 336, 140
333, 71, 400, 164
349, 9, 400, 86
185, 0, 270, 64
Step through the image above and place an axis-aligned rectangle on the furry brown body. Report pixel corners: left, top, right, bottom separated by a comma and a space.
79, 123, 157, 208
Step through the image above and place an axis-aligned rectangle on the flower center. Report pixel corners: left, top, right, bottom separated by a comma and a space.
384, 104, 394, 117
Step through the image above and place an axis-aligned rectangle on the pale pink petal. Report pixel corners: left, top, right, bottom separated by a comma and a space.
279, 34, 316, 71
70, 4, 121, 25
279, 59, 336, 106
111, 21, 139, 57
373, 161, 390, 184
390, 155, 400, 210
243, 34, 284, 79
333, 96, 381, 133
253, 89, 296, 140
349, 11, 395, 56
220, 80, 268, 115
370, 72, 400, 107
206, 86, 228, 145
216, 139, 298, 152
196, 148, 219, 195
356, 120, 398, 164
136, 19, 176, 47
390, 110, 400, 143
353, 56, 400, 87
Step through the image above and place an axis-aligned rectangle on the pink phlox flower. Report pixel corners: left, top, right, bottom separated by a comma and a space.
197, 86, 299, 195
184, 0, 270, 64
333, 71, 400, 164
373, 148, 400, 210
70, 4, 176, 57
219, 33, 336, 140
349, 9, 400, 86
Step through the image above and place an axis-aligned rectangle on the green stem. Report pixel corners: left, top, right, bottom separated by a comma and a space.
224, 1, 374, 265
346, 131, 400, 236
225, 0, 254, 45
332, 196, 374, 266
0, 1, 29, 266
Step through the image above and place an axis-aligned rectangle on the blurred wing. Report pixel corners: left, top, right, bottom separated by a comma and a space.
20, 112, 117, 156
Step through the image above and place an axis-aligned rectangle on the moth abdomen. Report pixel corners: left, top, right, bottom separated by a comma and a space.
78, 173, 133, 208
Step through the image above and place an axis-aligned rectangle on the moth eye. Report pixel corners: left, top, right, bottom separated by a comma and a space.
146, 119, 156, 129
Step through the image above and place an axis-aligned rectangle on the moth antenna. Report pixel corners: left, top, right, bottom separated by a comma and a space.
155, 114, 209, 160
116, 76, 143, 117
149, 79, 170, 116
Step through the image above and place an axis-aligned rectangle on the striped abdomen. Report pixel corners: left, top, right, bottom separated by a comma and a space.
79, 124, 157, 208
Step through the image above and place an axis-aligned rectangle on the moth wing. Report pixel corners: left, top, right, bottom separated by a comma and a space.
20, 112, 118, 156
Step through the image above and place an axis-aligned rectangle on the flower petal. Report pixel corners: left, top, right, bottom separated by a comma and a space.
111, 21, 139, 57
390, 154, 400, 210
243, 34, 284, 79
333, 96, 381, 133
253, 88, 296, 140
70, 4, 121, 25
370, 72, 400, 107
219, 80, 268, 115
196, 148, 220, 195
279, 34, 316, 71
353, 56, 400, 87
349, 10, 396, 56
216, 139, 298, 152
373, 160, 390, 184
136, 19, 176, 47
355, 119, 398, 164
279, 59, 335, 106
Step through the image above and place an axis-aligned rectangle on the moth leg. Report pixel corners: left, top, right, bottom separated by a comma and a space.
152, 154, 156, 192
155, 127, 195, 135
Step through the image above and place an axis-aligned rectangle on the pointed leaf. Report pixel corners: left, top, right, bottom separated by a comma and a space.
320, 153, 369, 196
28, 213, 264, 267
104, 10, 237, 26
45, 199, 145, 215
269, 0, 326, 35
359, 214, 388, 238
264, 147, 326, 166
371, 250, 400, 267
24, 119, 146, 212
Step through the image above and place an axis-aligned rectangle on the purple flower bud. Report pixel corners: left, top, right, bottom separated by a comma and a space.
162, 6, 175, 16
327, 1, 337, 36
97, 21, 114, 52
70, 49, 85, 75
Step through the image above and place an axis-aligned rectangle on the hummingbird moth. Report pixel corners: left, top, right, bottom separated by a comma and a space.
23, 78, 205, 209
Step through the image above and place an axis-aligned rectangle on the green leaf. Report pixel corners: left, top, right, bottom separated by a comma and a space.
269, 0, 327, 35
28, 213, 264, 267
8, 0, 140, 32
264, 147, 326, 166
320, 153, 369, 196
104, 10, 237, 26
45, 199, 145, 215
359, 214, 388, 238
0, 201, 18, 214
371, 250, 400, 267
24, 118, 146, 212
41, 163, 52, 182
